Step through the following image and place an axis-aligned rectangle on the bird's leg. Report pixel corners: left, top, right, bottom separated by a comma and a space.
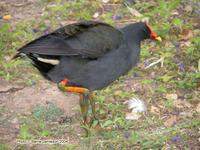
88, 93, 98, 124
81, 92, 99, 126
79, 93, 89, 124
58, 79, 91, 124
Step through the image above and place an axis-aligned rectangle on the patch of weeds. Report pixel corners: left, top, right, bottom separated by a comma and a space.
139, 79, 153, 84
49, 144, 78, 150
0, 20, 40, 82
176, 72, 200, 89
19, 123, 35, 139
181, 35, 200, 63
32, 103, 63, 121
18, 117, 51, 140
141, 45, 151, 58
130, 116, 163, 130
150, 0, 181, 19
0, 106, 6, 115
0, 144, 9, 150
46, 0, 100, 21
93, 118, 200, 149
158, 74, 174, 83
163, 99, 174, 110
156, 84, 167, 93
101, 116, 129, 129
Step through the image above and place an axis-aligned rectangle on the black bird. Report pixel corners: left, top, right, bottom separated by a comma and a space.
13, 21, 161, 123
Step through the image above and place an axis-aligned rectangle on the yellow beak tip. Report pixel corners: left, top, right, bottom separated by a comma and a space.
155, 36, 162, 42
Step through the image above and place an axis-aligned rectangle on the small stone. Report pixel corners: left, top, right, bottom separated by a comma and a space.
11, 118, 18, 124
112, 14, 122, 20
172, 135, 181, 143
93, 12, 99, 18
107, 96, 115, 103
126, 112, 141, 120
171, 10, 179, 15
166, 94, 178, 100
124, 131, 130, 139
32, 28, 39, 33
179, 63, 185, 72
196, 103, 200, 113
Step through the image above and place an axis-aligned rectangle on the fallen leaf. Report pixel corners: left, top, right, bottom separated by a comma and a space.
179, 41, 191, 47
184, 5, 193, 12
106, 96, 115, 103
150, 106, 160, 115
180, 29, 193, 41
149, 48, 159, 52
3, 15, 12, 20
164, 115, 177, 127
114, 90, 122, 96
113, 0, 121, 3
173, 99, 192, 109
166, 94, 178, 100
196, 103, 200, 113
126, 112, 141, 120
102, 0, 110, 3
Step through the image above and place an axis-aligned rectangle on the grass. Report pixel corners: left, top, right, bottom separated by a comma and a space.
0, 0, 199, 149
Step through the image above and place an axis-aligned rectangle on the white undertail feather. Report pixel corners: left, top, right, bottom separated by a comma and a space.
37, 57, 60, 65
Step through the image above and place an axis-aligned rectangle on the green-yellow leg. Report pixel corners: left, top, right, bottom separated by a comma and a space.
79, 93, 89, 124
89, 94, 97, 121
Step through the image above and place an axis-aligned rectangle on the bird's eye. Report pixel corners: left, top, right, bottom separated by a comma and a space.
143, 29, 148, 36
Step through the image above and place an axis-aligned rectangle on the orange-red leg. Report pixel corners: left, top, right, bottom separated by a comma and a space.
58, 79, 95, 124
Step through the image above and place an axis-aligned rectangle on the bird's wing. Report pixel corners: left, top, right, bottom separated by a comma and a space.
15, 21, 123, 59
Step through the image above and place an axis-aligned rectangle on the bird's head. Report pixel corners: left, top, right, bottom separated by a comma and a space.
122, 21, 162, 43
145, 21, 162, 42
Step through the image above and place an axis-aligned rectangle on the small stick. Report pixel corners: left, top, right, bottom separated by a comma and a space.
123, 2, 143, 17
145, 57, 164, 69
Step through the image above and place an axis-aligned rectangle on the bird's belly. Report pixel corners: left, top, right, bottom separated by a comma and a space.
70, 47, 137, 90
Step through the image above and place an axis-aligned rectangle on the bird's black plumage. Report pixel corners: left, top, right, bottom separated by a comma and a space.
14, 21, 152, 90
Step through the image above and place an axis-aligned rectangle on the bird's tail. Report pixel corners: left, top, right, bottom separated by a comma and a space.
11, 52, 26, 60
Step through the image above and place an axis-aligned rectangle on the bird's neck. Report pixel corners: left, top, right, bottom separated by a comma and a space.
121, 25, 146, 45
120, 25, 148, 61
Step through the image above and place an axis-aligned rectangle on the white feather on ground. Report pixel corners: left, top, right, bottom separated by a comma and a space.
125, 97, 146, 120
127, 98, 146, 113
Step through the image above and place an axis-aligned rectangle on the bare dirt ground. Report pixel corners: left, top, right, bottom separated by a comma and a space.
0, 78, 80, 148
0, 0, 43, 22
0, 2, 81, 148
0, 78, 79, 116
